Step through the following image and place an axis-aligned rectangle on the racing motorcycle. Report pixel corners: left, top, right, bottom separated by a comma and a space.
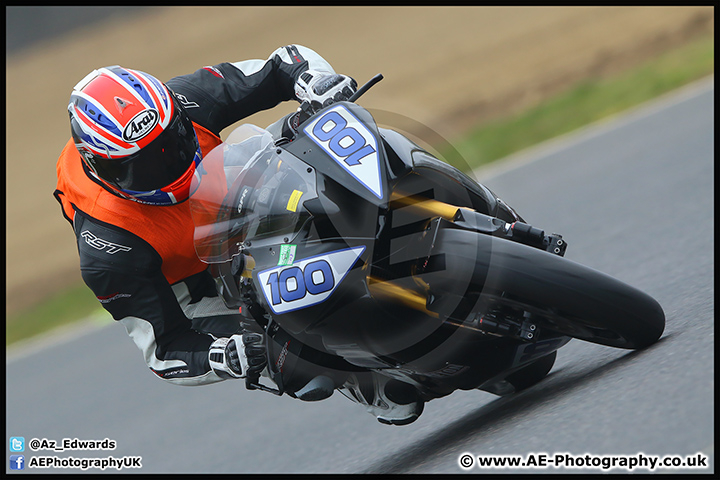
189, 74, 665, 413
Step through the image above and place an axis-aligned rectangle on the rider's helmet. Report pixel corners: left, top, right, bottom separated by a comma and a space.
68, 66, 201, 205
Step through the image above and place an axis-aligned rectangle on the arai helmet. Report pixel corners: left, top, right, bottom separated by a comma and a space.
68, 66, 201, 205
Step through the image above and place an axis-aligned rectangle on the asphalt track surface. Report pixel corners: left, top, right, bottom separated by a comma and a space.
6, 78, 714, 474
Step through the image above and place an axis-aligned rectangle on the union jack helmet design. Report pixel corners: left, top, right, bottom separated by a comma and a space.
68, 66, 201, 205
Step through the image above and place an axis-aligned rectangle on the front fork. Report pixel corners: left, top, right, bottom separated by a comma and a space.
450, 208, 568, 341
390, 194, 568, 257
393, 197, 568, 343
451, 208, 568, 256
235, 200, 567, 394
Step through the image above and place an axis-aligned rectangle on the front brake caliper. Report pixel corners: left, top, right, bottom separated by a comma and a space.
505, 222, 568, 257
544, 234, 567, 257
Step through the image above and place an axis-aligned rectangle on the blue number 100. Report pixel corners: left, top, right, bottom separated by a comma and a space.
312, 111, 376, 166
266, 260, 335, 306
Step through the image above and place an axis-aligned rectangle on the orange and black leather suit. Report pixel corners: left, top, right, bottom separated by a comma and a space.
54, 45, 337, 385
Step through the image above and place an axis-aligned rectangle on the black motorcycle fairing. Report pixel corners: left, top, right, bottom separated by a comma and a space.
284, 102, 392, 207
377, 126, 523, 223
190, 109, 523, 386
190, 88, 663, 406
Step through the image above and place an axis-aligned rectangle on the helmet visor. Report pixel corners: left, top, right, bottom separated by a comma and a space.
90, 101, 199, 192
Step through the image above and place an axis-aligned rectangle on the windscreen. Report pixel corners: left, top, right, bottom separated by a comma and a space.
189, 124, 318, 263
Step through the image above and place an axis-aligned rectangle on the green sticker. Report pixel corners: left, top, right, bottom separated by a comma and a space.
277, 244, 297, 266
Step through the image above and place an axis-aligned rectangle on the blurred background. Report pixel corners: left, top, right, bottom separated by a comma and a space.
5, 6, 714, 337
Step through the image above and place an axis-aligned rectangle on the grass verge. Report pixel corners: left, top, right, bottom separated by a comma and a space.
6, 283, 112, 347
452, 33, 714, 170
5, 33, 714, 347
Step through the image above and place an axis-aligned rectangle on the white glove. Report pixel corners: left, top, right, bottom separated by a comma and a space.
294, 69, 357, 111
209, 333, 267, 379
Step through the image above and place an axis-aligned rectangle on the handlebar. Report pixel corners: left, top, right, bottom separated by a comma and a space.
348, 73, 384, 102
280, 73, 384, 141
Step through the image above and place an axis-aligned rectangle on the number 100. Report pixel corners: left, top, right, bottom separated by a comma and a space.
266, 260, 335, 305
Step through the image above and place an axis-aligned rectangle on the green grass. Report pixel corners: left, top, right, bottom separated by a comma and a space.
6, 283, 112, 346
5, 33, 714, 347
452, 34, 714, 170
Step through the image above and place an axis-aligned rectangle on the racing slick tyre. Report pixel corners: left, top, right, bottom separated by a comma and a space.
436, 228, 666, 349
504, 350, 557, 392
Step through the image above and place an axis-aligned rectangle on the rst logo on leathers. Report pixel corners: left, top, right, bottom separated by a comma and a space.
122, 108, 159, 142
257, 246, 365, 314
304, 105, 383, 199
81, 230, 132, 254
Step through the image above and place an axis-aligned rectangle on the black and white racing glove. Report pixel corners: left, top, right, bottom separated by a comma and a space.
209, 333, 267, 379
294, 69, 357, 112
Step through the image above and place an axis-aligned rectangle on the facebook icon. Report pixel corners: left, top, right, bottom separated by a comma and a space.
10, 455, 25, 470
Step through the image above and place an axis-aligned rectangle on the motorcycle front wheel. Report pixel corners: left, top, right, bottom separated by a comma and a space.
436, 229, 666, 349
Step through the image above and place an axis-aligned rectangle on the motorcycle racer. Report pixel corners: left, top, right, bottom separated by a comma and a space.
54, 45, 423, 425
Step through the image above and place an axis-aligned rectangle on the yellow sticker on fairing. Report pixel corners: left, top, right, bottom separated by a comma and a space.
286, 190, 303, 212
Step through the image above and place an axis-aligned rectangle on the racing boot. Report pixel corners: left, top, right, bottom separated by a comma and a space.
338, 373, 424, 426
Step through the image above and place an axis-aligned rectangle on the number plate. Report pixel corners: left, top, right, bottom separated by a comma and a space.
304, 104, 383, 199
257, 246, 365, 314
